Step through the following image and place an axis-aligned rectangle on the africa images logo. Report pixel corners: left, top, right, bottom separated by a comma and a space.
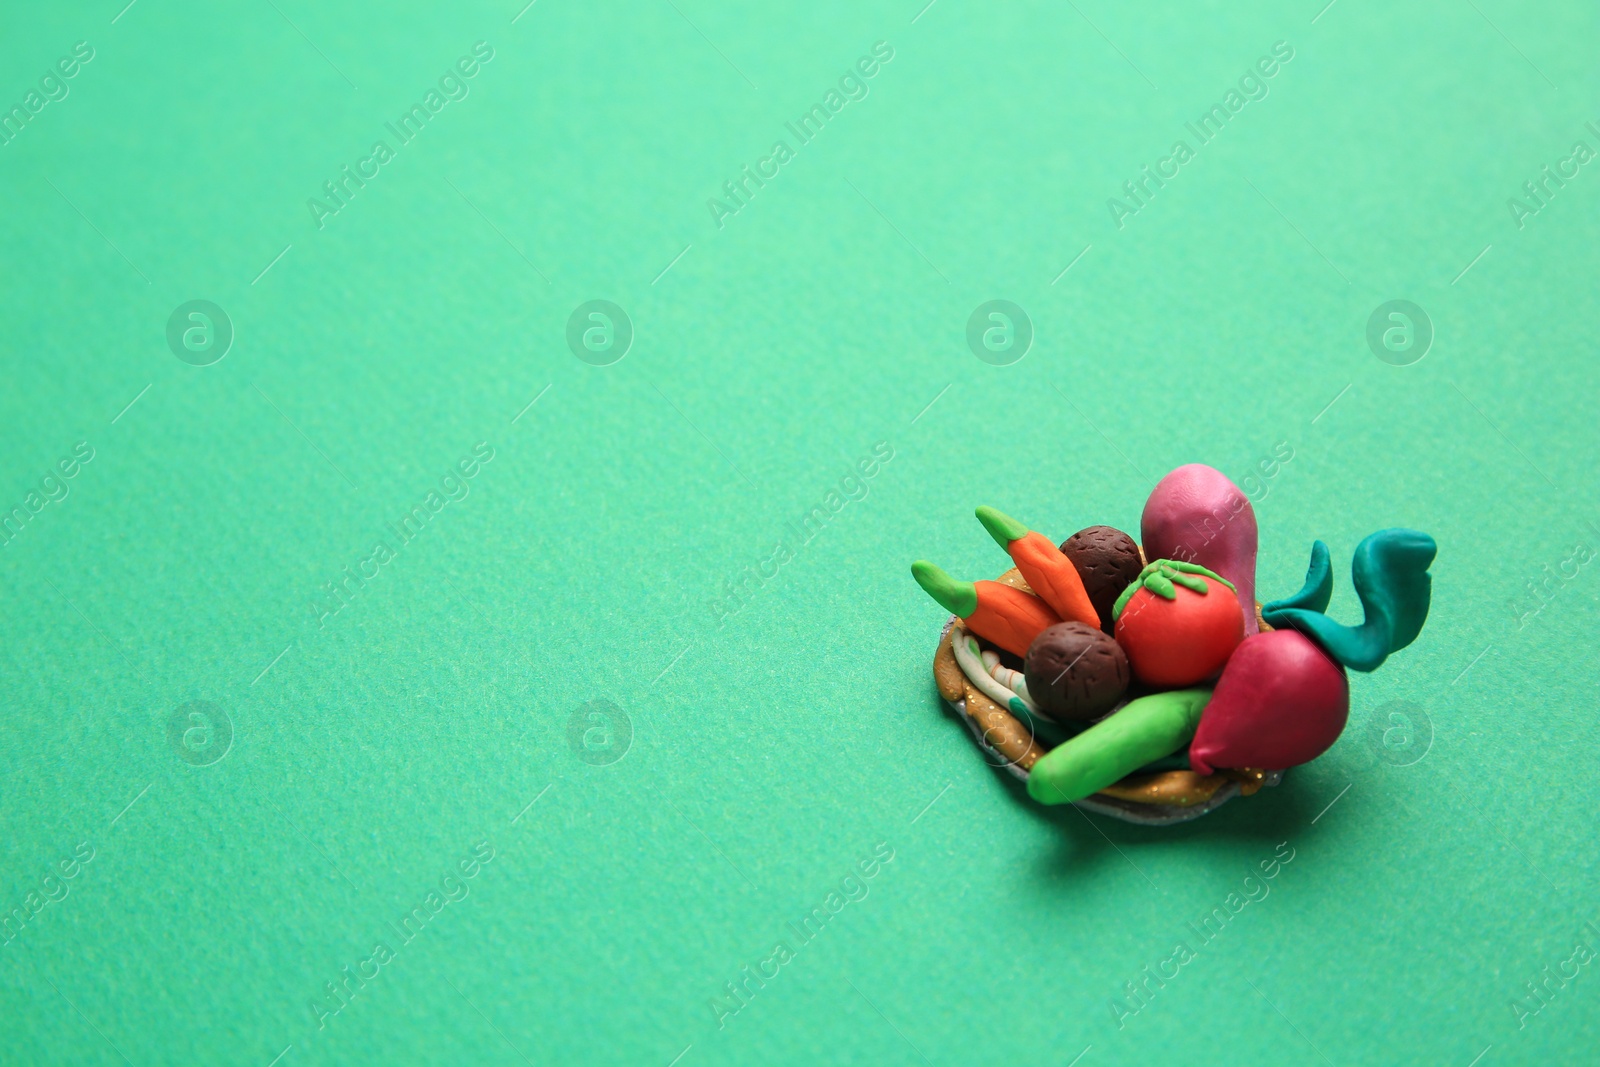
311, 443, 495, 627
705, 41, 896, 230
1106, 41, 1295, 230
0, 40, 95, 148
305, 42, 496, 230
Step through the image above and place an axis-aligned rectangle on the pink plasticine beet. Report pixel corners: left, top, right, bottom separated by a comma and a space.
1189, 630, 1349, 775
1141, 464, 1259, 636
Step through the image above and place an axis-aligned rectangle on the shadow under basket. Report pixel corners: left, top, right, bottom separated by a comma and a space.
933, 577, 1284, 826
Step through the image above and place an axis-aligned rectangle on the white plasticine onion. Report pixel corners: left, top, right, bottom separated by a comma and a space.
950, 622, 1045, 719
979, 649, 1037, 709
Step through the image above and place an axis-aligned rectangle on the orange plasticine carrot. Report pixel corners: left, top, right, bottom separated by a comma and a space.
966, 580, 1064, 657
976, 507, 1100, 629
911, 562, 1062, 657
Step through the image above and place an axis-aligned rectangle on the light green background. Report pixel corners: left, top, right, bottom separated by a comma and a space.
2, 1, 1597, 1063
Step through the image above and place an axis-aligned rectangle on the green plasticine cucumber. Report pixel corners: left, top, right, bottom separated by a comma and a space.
1027, 689, 1211, 805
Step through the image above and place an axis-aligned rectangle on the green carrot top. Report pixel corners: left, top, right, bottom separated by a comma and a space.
911, 560, 978, 617
974, 505, 1030, 546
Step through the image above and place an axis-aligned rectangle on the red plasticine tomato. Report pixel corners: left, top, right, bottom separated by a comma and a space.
1112, 560, 1244, 688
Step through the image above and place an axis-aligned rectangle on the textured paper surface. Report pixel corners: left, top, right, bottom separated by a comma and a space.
1, 2, 1596, 1063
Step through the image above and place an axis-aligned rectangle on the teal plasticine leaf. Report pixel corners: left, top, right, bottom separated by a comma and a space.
1261, 529, 1436, 672
1265, 540, 1334, 616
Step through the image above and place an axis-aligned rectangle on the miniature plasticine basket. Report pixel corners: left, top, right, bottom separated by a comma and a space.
915, 465, 1437, 828
932, 567, 1281, 826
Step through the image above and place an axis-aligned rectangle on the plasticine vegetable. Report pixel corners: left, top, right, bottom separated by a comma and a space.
975, 506, 1100, 628
1023, 621, 1129, 722
1141, 464, 1259, 636
1112, 560, 1243, 688
1058, 525, 1144, 634
1261, 529, 1437, 672
911, 560, 1061, 658
1188, 629, 1349, 775
1028, 689, 1212, 804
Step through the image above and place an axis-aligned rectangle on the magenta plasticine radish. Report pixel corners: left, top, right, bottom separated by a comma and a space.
1140, 464, 1259, 636
1189, 629, 1349, 775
